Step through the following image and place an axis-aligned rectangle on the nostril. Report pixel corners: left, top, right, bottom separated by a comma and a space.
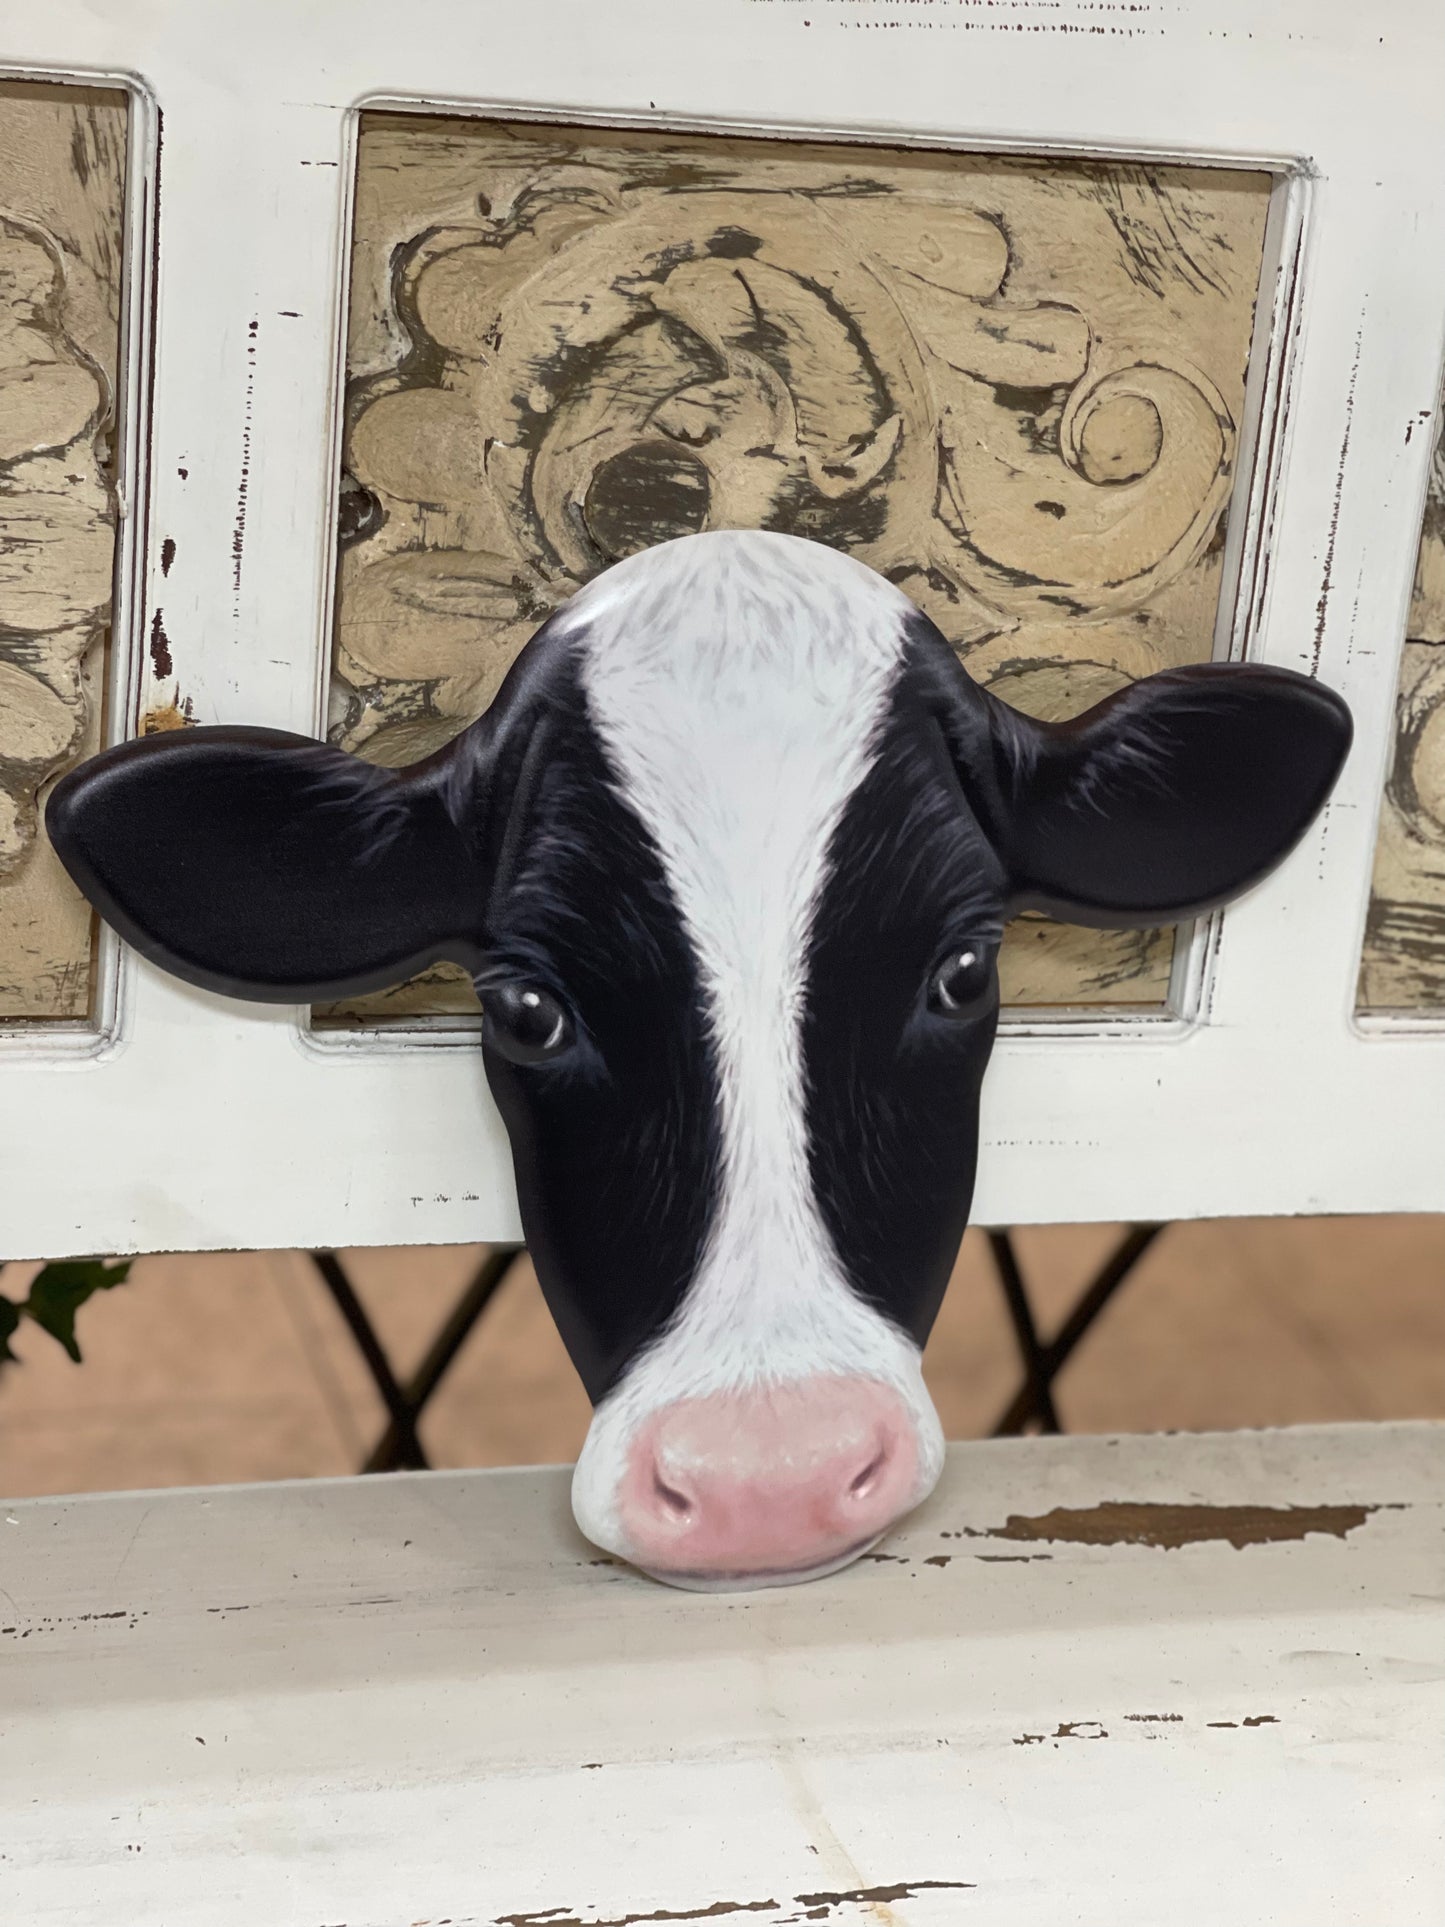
847, 1439, 890, 1502
652, 1470, 694, 1523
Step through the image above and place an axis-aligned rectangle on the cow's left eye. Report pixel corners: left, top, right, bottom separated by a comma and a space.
483, 983, 573, 1064
928, 945, 995, 1018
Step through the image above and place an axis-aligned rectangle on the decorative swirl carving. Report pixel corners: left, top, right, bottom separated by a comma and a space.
1359, 406, 1445, 1010
944, 359, 1232, 615
0, 217, 114, 875
0, 83, 127, 1022
326, 119, 1269, 1017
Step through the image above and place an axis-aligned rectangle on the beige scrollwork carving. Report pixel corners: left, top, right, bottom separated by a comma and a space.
0, 85, 127, 1020
1359, 408, 1445, 1009
323, 121, 1269, 1022
0, 221, 114, 865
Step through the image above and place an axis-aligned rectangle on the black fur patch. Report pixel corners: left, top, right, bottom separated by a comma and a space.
479, 649, 723, 1402
801, 640, 1009, 1346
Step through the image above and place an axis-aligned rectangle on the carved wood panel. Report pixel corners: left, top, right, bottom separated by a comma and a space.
0, 82, 127, 1021
322, 115, 1270, 1025
1358, 395, 1445, 1010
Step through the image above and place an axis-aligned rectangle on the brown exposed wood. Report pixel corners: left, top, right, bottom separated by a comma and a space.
1359, 402, 1445, 1008
491, 1878, 975, 1927
139, 702, 192, 737
0, 82, 127, 1020
981, 1499, 1380, 1550
322, 116, 1269, 1025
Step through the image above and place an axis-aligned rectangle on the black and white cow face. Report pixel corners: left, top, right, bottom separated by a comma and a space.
48, 531, 1351, 1590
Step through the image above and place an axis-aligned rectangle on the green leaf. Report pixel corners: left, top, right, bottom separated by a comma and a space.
0, 1293, 20, 1365
21, 1259, 132, 1363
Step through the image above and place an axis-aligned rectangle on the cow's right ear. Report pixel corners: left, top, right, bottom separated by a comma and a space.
46, 725, 497, 1002
977, 662, 1352, 928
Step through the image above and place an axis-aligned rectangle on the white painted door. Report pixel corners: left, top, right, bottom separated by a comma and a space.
2, 0, 1443, 1256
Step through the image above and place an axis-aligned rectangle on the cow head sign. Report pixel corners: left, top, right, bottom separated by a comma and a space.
48, 532, 1350, 1590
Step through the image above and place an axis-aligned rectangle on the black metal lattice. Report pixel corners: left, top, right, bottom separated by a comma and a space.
985, 1224, 1165, 1436
313, 1225, 1166, 1472
311, 1245, 526, 1472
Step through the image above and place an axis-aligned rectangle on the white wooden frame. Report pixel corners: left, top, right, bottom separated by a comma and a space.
2, 0, 1443, 1258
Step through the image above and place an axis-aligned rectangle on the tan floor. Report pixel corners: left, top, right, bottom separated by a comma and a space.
2, 1216, 1444, 1499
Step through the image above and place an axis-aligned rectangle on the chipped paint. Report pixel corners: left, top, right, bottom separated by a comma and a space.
148, 608, 173, 679
1312, 317, 1364, 673
977, 1500, 1385, 1551
232, 319, 257, 596
139, 699, 193, 736
1, 1607, 147, 1636
494, 1902, 778, 1926
490, 1880, 974, 1927
1014, 1720, 1108, 1746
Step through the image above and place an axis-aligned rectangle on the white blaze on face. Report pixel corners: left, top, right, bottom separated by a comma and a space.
561, 530, 946, 1558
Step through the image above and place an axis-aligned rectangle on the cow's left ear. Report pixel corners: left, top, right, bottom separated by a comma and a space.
982, 663, 1352, 928
45, 723, 502, 1002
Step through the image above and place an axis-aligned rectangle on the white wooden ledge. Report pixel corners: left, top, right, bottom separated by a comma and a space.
3, 1424, 1442, 1926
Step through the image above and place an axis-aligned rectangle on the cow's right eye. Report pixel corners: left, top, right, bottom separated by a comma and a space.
482, 983, 573, 1065
927, 944, 995, 1019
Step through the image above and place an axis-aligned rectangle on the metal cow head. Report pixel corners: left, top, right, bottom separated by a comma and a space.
49, 532, 1351, 1589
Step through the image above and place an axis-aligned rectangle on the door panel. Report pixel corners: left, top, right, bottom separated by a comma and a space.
0, 80, 130, 1022
1, 3, 1442, 1255
1358, 390, 1445, 1014
321, 114, 1272, 1028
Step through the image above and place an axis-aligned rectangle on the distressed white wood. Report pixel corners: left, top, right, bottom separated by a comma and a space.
2, 1423, 1440, 1925
3, 2, 1445, 1251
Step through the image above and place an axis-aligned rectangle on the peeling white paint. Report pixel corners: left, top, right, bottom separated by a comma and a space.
1, 1424, 1441, 1925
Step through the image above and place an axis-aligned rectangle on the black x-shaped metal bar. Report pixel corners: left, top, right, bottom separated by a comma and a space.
313, 1224, 1166, 1474
986, 1224, 1166, 1436
311, 1245, 526, 1472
